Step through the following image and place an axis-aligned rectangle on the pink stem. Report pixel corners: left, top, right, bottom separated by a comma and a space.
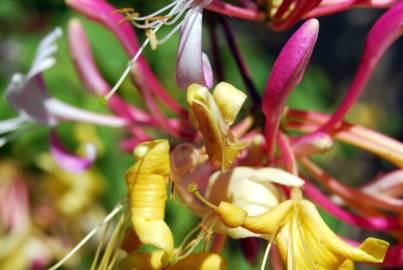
305, 0, 397, 18
206, 0, 264, 20
317, 2, 403, 133
301, 158, 403, 213
303, 181, 401, 231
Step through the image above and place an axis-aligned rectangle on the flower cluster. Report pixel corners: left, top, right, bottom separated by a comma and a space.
1, 0, 403, 269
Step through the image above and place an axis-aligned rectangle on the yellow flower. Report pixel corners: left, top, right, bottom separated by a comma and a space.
187, 82, 247, 171
125, 140, 174, 257
235, 188, 389, 270
37, 154, 104, 217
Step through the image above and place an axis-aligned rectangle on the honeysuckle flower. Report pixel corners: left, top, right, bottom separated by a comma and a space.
263, 18, 319, 159
216, 188, 389, 269
36, 153, 105, 217
203, 167, 304, 239
43, 1, 401, 269
176, 0, 213, 89
187, 82, 247, 171
0, 160, 78, 270
125, 140, 174, 260
1, 27, 128, 172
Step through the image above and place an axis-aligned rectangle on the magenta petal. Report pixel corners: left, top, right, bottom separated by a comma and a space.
262, 19, 319, 159
66, 0, 138, 56
49, 130, 96, 173
318, 2, 403, 132
177, 6, 213, 89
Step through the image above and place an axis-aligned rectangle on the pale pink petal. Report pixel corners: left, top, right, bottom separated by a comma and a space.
263, 19, 319, 158
45, 98, 128, 127
49, 129, 96, 173
4, 28, 62, 126
177, 6, 213, 89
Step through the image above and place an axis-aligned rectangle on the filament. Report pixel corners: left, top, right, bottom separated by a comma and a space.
188, 183, 218, 210
48, 202, 124, 270
104, 0, 195, 102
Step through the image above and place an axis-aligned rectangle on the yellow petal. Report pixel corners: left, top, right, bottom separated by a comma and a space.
251, 168, 305, 187
187, 83, 247, 171
243, 200, 294, 234
216, 201, 247, 228
275, 199, 389, 269
120, 250, 165, 270
300, 200, 389, 264
126, 139, 174, 255
212, 82, 246, 125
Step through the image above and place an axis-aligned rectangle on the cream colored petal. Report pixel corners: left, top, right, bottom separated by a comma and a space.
252, 168, 305, 187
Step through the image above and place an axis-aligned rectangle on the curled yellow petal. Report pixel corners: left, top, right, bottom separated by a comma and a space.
187, 83, 247, 171
212, 82, 247, 125
125, 139, 174, 255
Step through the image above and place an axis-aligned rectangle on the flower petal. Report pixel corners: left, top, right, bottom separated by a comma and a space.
263, 19, 319, 158
0, 115, 27, 135
177, 6, 213, 89
49, 130, 96, 173
4, 28, 62, 126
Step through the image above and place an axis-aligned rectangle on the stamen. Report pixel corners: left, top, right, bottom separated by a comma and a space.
48, 202, 124, 270
157, 18, 186, 45
134, 0, 181, 21
103, 1, 193, 101
187, 183, 218, 210
102, 36, 151, 102
118, 13, 140, 26
90, 219, 111, 270
112, 7, 135, 14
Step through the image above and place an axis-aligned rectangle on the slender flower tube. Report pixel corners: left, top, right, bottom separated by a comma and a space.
67, 18, 153, 125
303, 181, 401, 231
305, 0, 399, 18
262, 19, 319, 160
317, 1, 403, 133
0, 27, 127, 172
